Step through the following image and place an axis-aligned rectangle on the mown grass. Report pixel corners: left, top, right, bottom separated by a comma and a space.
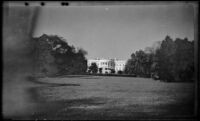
4, 76, 195, 120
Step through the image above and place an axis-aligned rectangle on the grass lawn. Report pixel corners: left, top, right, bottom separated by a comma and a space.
3, 75, 195, 120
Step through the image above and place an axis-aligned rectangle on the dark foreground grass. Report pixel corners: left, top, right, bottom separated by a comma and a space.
4, 76, 195, 120
23, 89, 195, 120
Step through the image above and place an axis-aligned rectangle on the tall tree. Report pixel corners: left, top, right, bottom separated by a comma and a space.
156, 35, 176, 81
135, 50, 147, 76
34, 34, 88, 75
89, 63, 98, 74
125, 53, 136, 74
173, 38, 194, 81
125, 35, 194, 82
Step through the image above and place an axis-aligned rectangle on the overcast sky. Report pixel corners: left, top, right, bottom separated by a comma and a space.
33, 4, 194, 60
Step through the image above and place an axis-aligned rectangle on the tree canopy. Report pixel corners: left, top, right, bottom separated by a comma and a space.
88, 63, 98, 74
34, 34, 88, 76
125, 35, 194, 82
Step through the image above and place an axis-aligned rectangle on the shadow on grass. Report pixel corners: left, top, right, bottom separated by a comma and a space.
26, 76, 80, 86
26, 87, 111, 119
22, 76, 195, 120
55, 75, 101, 79
24, 85, 195, 120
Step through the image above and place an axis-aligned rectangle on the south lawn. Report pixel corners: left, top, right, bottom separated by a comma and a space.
3, 75, 194, 120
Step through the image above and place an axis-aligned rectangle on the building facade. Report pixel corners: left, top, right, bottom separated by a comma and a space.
114, 60, 126, 73
87, 58, 126, 74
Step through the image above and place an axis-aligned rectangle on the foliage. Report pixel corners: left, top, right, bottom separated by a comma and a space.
125, 35, 194, 82
125, 50, 153, 77
117, 70, 123, 74
156, 36, 176, 81
110, 69, 115, 74
34, 34, 88, 75
88, 63, 98, 74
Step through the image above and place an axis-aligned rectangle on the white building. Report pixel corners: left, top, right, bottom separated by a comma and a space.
87, 58, 126, 74
114, 59, 126, 73
87, 58, 111, 73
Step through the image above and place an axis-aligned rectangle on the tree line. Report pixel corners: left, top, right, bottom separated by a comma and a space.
125, 35, 194, 82
33, 34, 88, 76
33, 34, 194, 82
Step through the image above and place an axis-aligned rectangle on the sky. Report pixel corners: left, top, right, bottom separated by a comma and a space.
33, 4, 194, 60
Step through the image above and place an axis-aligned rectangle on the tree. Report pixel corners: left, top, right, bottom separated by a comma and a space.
125, 35, 194, 82
156, 35, 176, 82
155, 36, 194, 82
34, 34, 88, 75
135, 50, 147, 76
124, 58, 136, 74
34, 35, 58, 75
118, 70, 123, 74
173, 38, 194, 81
144, 53, 154, 77
110, 69, 115, 74
89, 63, 98, 74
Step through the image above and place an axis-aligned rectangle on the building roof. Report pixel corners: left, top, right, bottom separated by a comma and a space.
88, 58, 126, 62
